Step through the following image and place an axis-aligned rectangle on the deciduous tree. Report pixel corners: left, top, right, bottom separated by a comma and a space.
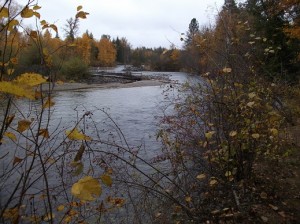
97, 36, 116, 66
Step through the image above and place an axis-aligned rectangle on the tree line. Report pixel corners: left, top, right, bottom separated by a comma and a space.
2, 0, 298, 83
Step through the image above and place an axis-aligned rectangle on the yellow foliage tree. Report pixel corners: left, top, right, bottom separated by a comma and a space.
97, 37, 116, 66
75, 33, 92, 64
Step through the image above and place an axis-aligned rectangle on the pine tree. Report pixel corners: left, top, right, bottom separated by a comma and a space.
185, 18, 200, 46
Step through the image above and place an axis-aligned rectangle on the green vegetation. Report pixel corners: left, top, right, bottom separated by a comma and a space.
61, 57, 89, 80
0, 0, 299, 223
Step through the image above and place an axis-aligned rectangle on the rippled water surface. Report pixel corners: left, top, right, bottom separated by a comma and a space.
0, 70, 198, 222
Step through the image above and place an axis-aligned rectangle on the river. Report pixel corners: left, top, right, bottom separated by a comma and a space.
0, 68, 196, 223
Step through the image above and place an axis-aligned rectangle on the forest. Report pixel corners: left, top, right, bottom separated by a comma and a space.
0, 0, 300, 223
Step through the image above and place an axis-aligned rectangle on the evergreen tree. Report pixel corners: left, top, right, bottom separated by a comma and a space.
185, 18, 200, 46
245, 0, 300, 82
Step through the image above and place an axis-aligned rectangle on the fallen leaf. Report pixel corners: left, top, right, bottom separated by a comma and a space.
247, 101, 255, 107
248, 92, 256, 99
261, 216, 268, 222
205, 131, 215, 140
268, 204, 279, 211
209, 178, 218, 187
225, 171, 232, 177
229, 131, 237, 137
260, 192, 268, 199
185, 196, 192, 202
196, 173, 206, 180
222, 67, 232, 73
252, 133, 260, 139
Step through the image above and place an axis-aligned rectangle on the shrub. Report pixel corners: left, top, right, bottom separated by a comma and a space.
61, 57, 90, 80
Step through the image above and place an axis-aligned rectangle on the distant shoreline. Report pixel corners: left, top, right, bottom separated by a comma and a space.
41, 79, 169, 92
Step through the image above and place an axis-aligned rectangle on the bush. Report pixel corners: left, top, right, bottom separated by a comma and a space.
61, 57, 90, 80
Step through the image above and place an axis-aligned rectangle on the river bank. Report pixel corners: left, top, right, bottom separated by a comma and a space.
42, 78, 169, 92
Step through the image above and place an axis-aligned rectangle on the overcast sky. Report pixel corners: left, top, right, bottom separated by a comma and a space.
17, 0, 225, 48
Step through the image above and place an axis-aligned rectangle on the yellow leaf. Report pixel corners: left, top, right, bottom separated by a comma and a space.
185, 196, 192, 202
66, 128, 92, 141
229, 131, 237, 137
33, 11, 40, 19
42, 97, 55, 109
38, 129, 49, 138
15, 73, 47, 86
7, 20, 19, 31
209, 178, 218, 187
21, 7, 34, 18
248, 92, 256, 99
4, 132, 17, 141
7, 69, 14, 75
196, 173, 206, 180
225, 171, 232, 177
205, 131, 215, 140
0, 81, 35, 99
0, 7, 9, 18
76, 11, 89, 19
270, 128, 278, 136
33, 5, 41, 10
247, 101, 255, 107
17, 120, 32, 132
251, 133, 260, 139
63, 215, 72, 223
100, 174, 112, 187
50, 24, 58, 33
43, 213, 55, 221
77, 5, 83, 11
71, 176, 101, 201
40, 20, 47, 26
5, 115, 15, 127
222, 67, 232, 73
56, 205, 65, 212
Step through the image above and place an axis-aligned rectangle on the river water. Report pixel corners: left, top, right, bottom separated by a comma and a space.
0, 69, 197, 223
